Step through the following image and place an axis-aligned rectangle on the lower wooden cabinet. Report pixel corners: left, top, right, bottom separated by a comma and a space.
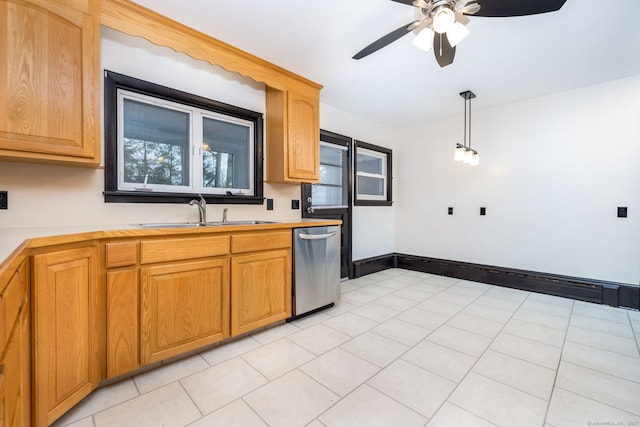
140, 257, 230, 364
33, 245, 100, 426
231, 249, 292, 336
106, 268, 139, 378
0, 260, 30, 427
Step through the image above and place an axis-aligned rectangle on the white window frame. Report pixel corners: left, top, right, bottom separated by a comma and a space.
116, 89, 255, 196
356, 147, 387, 201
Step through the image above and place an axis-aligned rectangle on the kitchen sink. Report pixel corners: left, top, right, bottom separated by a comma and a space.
137, 222, 209, 228
137, 220, 276, 228
207, 220, 276, 226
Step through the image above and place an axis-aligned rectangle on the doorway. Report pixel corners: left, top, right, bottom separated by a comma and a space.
302, 130, 353, 279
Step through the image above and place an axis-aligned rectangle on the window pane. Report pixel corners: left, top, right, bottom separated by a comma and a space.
202, 117, 250, 190
357, 152, 382, 175
123, 99, 189, 186
358, 175, 385, 197
319, 164, 343, 186
312, 185, 344, 206
320, 143, 344, 166
313, 142, 348, 207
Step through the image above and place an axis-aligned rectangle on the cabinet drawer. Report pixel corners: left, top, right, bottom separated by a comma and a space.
231, 231, 291, 254
140, 236, 230, 264
105, 241, 138, 268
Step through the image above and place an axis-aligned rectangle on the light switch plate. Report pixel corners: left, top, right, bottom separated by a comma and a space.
0, 191, 7, 209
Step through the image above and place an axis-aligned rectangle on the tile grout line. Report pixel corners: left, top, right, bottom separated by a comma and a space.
551, 383, 640, 418
627, 310, 640, 356
541, 298, 575, 425
176, 380, 206, 422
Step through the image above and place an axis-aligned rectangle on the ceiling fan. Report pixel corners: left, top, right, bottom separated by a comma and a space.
353, 0, 568, 67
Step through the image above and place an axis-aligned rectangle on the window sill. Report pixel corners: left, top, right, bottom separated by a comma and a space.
104, 191, 264, 205
354, 200, 393, 207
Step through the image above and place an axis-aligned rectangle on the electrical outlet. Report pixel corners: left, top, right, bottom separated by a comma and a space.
448, 207, 453, 215
480, 207, 486, 216
0, 191, 7, 209
266, 198, 274, 210
617, 207, 628, 218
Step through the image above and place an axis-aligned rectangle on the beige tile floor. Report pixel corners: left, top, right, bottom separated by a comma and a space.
52, 269, 640, 427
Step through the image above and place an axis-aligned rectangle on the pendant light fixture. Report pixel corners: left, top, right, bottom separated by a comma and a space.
454, 90, 479, 166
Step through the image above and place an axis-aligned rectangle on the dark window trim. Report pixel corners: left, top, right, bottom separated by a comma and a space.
103, 70, 264, 205
354, 140, 393, 207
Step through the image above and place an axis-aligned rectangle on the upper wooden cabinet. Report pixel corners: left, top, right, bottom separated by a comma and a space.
266, 86, 320, 183
0, 0, 100, 166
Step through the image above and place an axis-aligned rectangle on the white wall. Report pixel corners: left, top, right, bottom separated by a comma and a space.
320, 104, 396, 261
0, 28, 302, 228
394, 75, 640, 284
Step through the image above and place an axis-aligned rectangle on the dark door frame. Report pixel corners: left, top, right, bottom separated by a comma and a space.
302, 129, 354, 279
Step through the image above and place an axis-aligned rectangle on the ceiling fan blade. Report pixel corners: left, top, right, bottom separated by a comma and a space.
352, 21, 419, 59
458, 3, 481, 16
388, 0, 414, 5
433, 32, 456, 67
455, 12, 470, 26
470, 0, 567, 17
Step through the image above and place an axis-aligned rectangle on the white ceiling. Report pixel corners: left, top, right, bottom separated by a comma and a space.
131, 0, 640, 129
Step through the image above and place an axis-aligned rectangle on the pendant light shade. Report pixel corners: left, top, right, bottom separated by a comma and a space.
454, 143, 465, 161
470, 150, 480, 166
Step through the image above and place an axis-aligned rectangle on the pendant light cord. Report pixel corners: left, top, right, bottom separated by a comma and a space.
463, 94, 467, 149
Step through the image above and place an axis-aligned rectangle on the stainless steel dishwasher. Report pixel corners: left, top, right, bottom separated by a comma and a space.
291, 225, 340, 319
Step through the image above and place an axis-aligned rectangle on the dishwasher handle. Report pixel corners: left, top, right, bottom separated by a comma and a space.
298, 231, 336, 240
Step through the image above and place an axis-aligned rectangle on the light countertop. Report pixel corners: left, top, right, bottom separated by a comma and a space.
0, 218, 341, 273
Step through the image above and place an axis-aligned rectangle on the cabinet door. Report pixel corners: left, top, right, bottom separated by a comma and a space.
33, 245, 99, 426
140, 258, 229, 364
1, 301, 30, 427
0, 0, 100, 165
0, 258, 29, 427
286, 88, 319, 181
106, 268, 139, 378
231, 249, 292, 336
266, 86, 320, 183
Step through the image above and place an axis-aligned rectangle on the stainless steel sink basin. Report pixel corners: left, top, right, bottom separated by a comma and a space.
137, 220, 275, 228
137, 222, 209, 228
208, 220, 276, 226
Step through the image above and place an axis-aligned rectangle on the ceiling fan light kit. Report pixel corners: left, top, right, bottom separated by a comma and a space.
412, 27, 434, 51
353, 0, 568, 67
432, 4, 455, 33
455, 90, 479, 166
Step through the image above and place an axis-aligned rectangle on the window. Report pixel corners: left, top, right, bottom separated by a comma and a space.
311, 142, 349, 208
104, 71, 263, 204
354, 140, 392, 206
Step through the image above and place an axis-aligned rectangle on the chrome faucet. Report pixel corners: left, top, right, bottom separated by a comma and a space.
222, 208, 228, 223
188, 194, 207, 225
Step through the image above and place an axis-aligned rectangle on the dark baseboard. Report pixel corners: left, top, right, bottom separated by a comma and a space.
352, 253, 639, 310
